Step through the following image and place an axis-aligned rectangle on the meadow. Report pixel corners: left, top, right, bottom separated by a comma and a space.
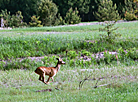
0, 21, 138, 102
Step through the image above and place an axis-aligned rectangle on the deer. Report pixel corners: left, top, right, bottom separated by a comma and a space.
35, 58, 65, 84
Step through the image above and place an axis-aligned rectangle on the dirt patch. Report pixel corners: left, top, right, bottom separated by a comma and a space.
36, 89, 52, 92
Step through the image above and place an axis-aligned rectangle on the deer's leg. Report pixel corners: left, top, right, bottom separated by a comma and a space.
46, 76, 51, 84
41, 72, 47, 84
39, 76, 41, 81
51, 77, 54, 82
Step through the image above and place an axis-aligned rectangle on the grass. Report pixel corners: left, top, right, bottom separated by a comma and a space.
0, 21, 138, 101
0, 21, 138, 60
0, 65, 138, 101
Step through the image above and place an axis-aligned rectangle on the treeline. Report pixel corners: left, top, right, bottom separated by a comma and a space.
0, 0, 138, 27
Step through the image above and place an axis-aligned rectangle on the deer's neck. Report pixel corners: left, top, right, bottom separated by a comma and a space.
55, 64, 61, 71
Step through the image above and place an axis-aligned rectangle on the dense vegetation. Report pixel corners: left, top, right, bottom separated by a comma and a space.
0, 21, 138, 101
0, 0, 138, 27
0, 21, 138, 70
0, 0, 138, 101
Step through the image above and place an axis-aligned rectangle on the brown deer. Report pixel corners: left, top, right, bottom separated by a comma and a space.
35, 58, 65, 84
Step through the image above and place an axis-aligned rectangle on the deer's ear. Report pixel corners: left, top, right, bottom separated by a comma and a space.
56, 58, 59, 60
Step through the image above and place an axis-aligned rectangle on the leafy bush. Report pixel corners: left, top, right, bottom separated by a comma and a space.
0, 9, 11, 27
126, 48, 138, 60
124, 11, 138, 21
65, 7, 81, 24
67, 50, 78, 59
81, 50, 91, 56
94, 0, 120, 22
10, 11, 27, 28
29, 15, 43, 27
37, 0, 58, 26
122, 0, 137, 18
99, 21, 121, 43
54, 13, 65, 25
0, 10, 27, 28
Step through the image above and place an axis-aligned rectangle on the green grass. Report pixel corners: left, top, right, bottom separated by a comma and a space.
0, 65, 138, 101
0, 21, 138, 60
0, 21, 138, 101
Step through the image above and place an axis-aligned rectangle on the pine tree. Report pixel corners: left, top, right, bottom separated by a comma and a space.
37, 0, 58, 26
29, 15, 43, 27
123, 0, 138, 20
94, 0, 120, 22
65, 8, 81, 24
122, 0, 137, 14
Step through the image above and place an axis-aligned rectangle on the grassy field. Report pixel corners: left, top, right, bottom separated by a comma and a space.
0, 65, 138, 102
0, 21, 138, 102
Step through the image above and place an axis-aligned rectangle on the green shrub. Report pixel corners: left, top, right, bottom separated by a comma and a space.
81, 50, 91, 56
124, 11, 137, 21
29, 15, 43, 27
37, 0, 58, 26
65, 7, 81, 24
10, 11, 27, 28
122, 0, 137, 19
99, 21, 121, 43
0, 9, 11, 27
67, 50, 78, 59
94, 0, 120, 22
126, 48, 138, 60
54, 13, 65, 26
0, 10, 27, 28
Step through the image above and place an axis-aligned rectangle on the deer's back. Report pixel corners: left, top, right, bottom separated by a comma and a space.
35, 66, 57, 77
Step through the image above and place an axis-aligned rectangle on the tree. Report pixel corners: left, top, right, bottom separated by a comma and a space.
122, 0, 138, 20
64, 8, 81, 24
0, 10, 27, 27
29, 15, 43, 27
53, 0, 90, 21
94, 0, 120, 22
0, 0, 39, 23
37, 0, 58, 26
99, 21, 121, 43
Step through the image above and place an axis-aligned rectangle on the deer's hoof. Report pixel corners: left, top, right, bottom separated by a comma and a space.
45, 82, 49, 84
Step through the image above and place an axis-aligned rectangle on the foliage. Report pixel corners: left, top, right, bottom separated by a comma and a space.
124, 11, 138, 21
65, 8, 81, 24
37, 0, 58, 26
67, 50, 78, 59
54, 13, 66, 25
122, 0, 137, 15
53, 0, 90, 21
0, 0, 138, 23
0, 22, 138, 70
0, 0, 39, 23
94, 0, 120, 22
29, 15, 43, 27
10, 11, 27, 28
81, 49, 91, 56
122, 0, 138, 20
99, 21, 121, 43
0, 9, 11, 27
0, 10, 27, 28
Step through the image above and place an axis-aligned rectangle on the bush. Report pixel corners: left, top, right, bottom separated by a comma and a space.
65, 7, 81, 24
99, 21, 121, 43
10, 11, 27, 28
0, 10, 27, 28
29, 15, 43, 27
54, 13, 65, 26
67, 50, 78, 59
94, 0, 120, 22
0, 9, 11, 27
37, 0, 58, 26
122, 0, 137, 18
124, 10, 138, 21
